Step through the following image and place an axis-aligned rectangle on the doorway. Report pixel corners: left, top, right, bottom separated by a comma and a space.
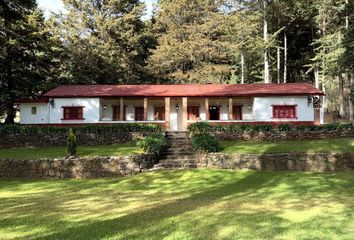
209, 106, 220, 120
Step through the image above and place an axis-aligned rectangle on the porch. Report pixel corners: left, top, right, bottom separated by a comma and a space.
98, 97, 254, 130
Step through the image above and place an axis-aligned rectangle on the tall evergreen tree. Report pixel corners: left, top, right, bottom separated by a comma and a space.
50, 0, 152, 84
0, 0, 58, 124
147, 0, 234, 83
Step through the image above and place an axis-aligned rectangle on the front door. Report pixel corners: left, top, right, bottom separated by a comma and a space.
232, 105, 242, 120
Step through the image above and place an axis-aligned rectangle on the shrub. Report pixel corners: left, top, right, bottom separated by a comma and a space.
187, 122, 213, 134
278, 124, 291, 132
66, 128, 77, 157
192, 134, 221, 153
251, 124, 273, 132
136, 133, 168, 156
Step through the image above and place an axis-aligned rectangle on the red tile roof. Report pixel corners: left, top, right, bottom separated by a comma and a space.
44, 83, 324, 98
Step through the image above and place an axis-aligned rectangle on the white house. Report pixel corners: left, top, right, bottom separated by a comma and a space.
17, 83, 325, 130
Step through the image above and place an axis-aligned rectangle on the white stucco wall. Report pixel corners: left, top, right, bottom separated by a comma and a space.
20, 103, 49, 124
48, 98, 100, 124
253, 96, 314, 122
19, 96, 315, 125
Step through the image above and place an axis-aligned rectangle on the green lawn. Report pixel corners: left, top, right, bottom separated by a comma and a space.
0, 143, 142, 160
221, 137, 354, 154
1, 169, 354, 239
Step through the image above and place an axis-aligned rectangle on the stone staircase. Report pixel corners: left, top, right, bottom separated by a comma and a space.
153, 131, 198, 169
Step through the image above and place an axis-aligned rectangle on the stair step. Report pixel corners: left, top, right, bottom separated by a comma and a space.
162, 154, 193, 159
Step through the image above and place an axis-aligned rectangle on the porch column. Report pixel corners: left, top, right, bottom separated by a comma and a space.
182, 97, 188, 130
205, 98, 209, 120
143, 97, 148, 121
228, 98, 233, 120
120, 97, 124, 121
165, 97, 170, 129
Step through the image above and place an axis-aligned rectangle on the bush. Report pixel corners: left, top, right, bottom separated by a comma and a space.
192, 134, 221, 153
136, 133, 168, 156
278, 124, 291, 132
187, 122, 213, 134
0, 123, 163, 135
66, 128, 77, 157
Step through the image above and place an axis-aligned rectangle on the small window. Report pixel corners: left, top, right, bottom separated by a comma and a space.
272, 105, 297, 119
154, 107, 165, 121
187, 106, 200, 120
63, 107, 84, 120
31, 107, 37, 115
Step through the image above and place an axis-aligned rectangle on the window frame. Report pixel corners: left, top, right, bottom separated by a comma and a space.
62, 106, 85, 120
272, 105, 297, 119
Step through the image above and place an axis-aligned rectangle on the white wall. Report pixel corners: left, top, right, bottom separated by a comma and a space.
49, 98, 100, 124
253, 96, 314, 122
20, 103, 49, 124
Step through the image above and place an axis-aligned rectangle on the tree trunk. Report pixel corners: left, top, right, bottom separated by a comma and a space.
277, 47, 280, 83
339, 75, 345, 118
314, 66, 320, 89
4, 102, 15, 124
241, 50, 245, 84
283, 31, 287, 83
263, 0, 270, 83
349, 74, 353, 121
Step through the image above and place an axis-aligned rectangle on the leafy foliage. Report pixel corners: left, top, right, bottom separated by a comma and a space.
0, 1, 61, 123
136, 133, 168, 156
0, 123, 163, 134
66, 128, 77, 157
192, 133, 221, 153
188, 122, 353, 134
48, 0, 153, 85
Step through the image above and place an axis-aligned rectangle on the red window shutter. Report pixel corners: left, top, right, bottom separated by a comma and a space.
272, 105, 297, 119
63, 107, 84, 120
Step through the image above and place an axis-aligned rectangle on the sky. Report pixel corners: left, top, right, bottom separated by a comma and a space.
36, 0, 157, 19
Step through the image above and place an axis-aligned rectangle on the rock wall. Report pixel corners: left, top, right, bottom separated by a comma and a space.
213, 130, 354, 142
197, 152, 354, 172
0, 155, 155, 179
0, 132, 150, 148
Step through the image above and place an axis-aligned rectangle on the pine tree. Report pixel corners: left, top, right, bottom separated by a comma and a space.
50, 0, 152, 84
0, 1, 58, 124
147, 0, 234, 83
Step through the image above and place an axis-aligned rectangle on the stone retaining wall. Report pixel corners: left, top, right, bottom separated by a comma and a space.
213, 130, 354, 142
196, 152, 354, 172
0, 155, 155, 179
0, 132, 151, 148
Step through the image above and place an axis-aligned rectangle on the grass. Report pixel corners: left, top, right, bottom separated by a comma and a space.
0, 143, 142, 160
1, 169, 354, 239
221, 137, 354, 154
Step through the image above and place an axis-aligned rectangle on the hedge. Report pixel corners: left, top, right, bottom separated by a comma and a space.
188, 122, 354, 134
0, 123, 163, 135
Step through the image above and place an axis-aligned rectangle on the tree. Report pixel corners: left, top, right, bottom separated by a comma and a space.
147, 0, 234, 83
49, 0, 152, 84
0, 1, 58, 124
